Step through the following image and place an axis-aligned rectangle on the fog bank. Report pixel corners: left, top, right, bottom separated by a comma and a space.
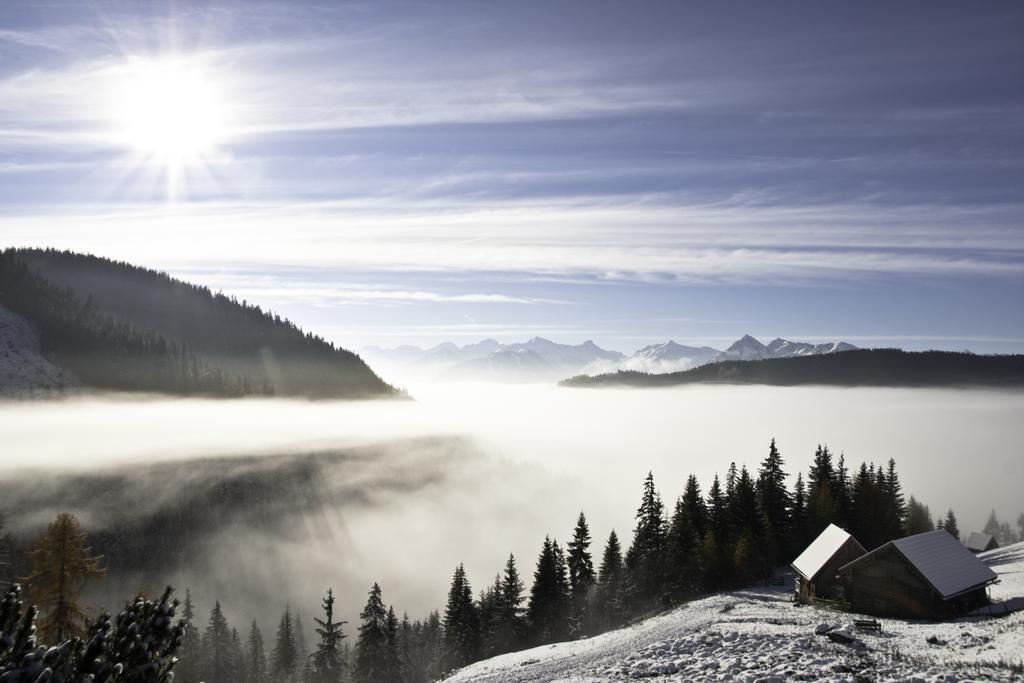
1, 383, 1021, 628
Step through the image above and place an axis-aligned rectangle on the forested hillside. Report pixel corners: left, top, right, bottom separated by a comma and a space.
562, 348, 1024, 389
0, 248, 396, 398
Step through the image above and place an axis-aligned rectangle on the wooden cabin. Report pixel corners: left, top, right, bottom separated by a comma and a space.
792, 523, 866, 604
965, 532, 999, 554
837, 529, 997, 619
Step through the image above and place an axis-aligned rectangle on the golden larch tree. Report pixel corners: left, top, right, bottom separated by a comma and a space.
24, 512, 105, 641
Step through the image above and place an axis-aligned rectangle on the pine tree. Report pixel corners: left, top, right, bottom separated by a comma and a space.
597, 530, 625, 628
665, 495, 702, 602
442, 564, 480, 671
247, 620, 269, 683
904, 496, 933, 535
942, 509, 961, 541
681, 475, 707, 540
477, 574, 502, 658
527, 537, 570, 644
385, 605, 401, 683
230, 627, 246, 683
353, 583, 389, 683
23, 512, 105, 641
706, 475, 725, 536
272, 607, 299, 681
884, 458, 907, 539
311, 588, 346, 683
790, 472, 809, 556
626, 472, 668, 607
755, 438, 791, 568
807, 445, 835, 535
566, 511, 595, 636
176, 589, 202, 682
295, 612, 309, 671
493, 554, 526, 654
833, 454, 853, 528
202, 602, 234, 683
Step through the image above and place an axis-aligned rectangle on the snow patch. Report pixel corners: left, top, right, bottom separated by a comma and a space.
0, 304, 79, 397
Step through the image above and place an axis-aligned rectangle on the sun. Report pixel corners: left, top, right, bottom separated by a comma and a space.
109, 57, 228, 160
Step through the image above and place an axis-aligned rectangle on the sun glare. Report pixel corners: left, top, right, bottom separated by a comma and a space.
110, 58, 227, 160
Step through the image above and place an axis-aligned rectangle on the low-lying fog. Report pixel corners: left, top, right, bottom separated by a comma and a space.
2, 383, 1022, 630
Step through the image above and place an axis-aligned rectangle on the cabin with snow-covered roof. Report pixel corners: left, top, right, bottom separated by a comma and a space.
965, 532, 999, 554
791, 523, 866, 604
837, 529, 998, 619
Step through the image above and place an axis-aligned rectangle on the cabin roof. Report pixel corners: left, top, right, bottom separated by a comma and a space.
792, 523, 863, 581
965, 532, 998, 552
840, 530, 998, 599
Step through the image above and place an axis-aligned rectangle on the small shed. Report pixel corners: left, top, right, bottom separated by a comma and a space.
838, 529, 998, 619
792, 524, 866, 604
965, 532, 999, 554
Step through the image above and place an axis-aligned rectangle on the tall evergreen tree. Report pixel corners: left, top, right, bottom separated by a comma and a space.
442, 564, 480, 671
566, 512, 596, 635
24, 512, 105, 642
202, 602, 234, 683
706, 475, 725, 536
681, 475, 707, 540
755, 438, 791, 567
833, 454, 853, 528
247, 620, 269, 683
790, 472, 809, 555
943, 509, 961, 541
353, 583, 389, 683
527, 537, 570, 644
665, 495, 702, 601
904, 496, 933, 535
271, 607, 299, 681
807, 445, 836, 535
311, 588, 347, 683
597, 530, 625, 627
176, 589, 202, 682
626, 472, 668, 607
493, 554, 526, 654
884, 458, 907, 539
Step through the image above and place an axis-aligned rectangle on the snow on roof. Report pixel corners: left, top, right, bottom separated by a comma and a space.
841, 530, 998, 600
966, 532, 997, 552
792, 523, 862, 581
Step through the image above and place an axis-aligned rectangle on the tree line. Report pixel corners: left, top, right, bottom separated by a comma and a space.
6, 439, 1023, 682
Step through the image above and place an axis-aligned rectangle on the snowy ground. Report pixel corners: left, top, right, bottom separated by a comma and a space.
449, 542, 1024, 682
0, 304, 78, 396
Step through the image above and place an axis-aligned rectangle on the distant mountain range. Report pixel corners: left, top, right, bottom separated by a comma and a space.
362, 334, 858, 382
561, 348, 1024, 389
0, 249, 397, 399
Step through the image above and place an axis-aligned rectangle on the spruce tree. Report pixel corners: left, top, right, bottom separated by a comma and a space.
527, 537, 570, 644
202, 601, 234, 683
904, 496, 933, 535
494, 553, 526, 654
177, 589, 202, 682
884, 458, 907, 539
665, 495, 702, 602
247, 620, 269, 683
385, 605, 401, 682
311, 588, 346, 683
442, 564, 480, 671
566, 512, 595, 636
353, 583, 389, 683
271, 607, 298, 681
626, 472, 668, 608
598, 530, 626, 628
756, 439, 792, 563
790, 472, 809, 554
681, 474, 707, 539
807, 445, 835, 535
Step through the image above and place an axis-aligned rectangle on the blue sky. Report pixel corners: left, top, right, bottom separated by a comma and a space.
1, 1, 1022, 352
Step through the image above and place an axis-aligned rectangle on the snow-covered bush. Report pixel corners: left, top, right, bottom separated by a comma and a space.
0, 583, 186, 682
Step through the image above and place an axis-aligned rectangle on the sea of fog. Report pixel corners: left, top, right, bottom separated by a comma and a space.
1, 383, 1022, 629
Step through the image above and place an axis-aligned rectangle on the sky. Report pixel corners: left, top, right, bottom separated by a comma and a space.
1, 1, 1022, 353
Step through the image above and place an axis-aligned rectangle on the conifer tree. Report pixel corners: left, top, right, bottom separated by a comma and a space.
385, 605, 401, 682
353, 583, 389, 683
755, 439, 791, 565
942, 509, 961, 541
904, 496, 933, 535
23, 512, 105, 641
665, 496, 702, 601
681, 474, 707, 540
527, 537, 570, 644
202, 601, 234, 683
807, 445, 836, 535
566, 512, 596, 635
477, 574, 502, 658
230, 627, 247, 683
442, 564, 480, 671
706, 475, 725, 536
247, 619, 269, 683
272, 606, 299, 681
626, 472, 668, 607
493, 553, 526, 654
884, 458, 907, 539
177, 589, 202, 682
311, 588, 347, 683
597, 530, 625, 628
833, 454, 853, 528
790, 472, 809, 553
295, 611, 309, 669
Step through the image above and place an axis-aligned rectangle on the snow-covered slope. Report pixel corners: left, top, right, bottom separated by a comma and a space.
0, 303, 79, 397
449, 542, 1024, 682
